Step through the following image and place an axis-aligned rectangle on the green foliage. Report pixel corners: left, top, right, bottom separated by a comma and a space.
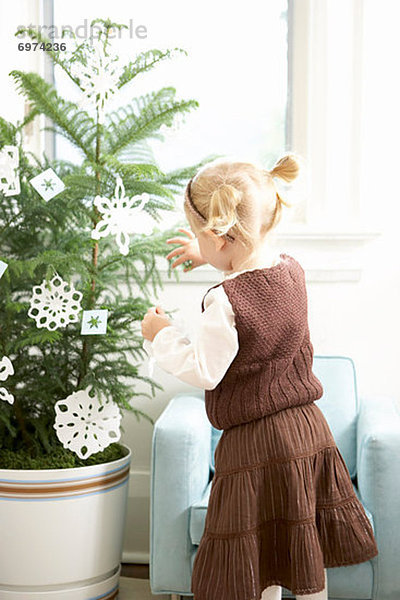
103, 88, 199, 155
0, 19, 214, 466
10, 71, 98, 161
0, 442, 127, 469
118, 48, 188, 88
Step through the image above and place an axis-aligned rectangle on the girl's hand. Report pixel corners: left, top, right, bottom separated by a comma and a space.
141, 306, 171, 342
166, 227, 207, 272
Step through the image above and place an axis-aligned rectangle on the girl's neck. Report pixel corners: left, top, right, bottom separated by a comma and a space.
224, 237, 279, 276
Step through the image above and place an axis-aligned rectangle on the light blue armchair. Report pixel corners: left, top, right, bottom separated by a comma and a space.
150, 356, 400, 600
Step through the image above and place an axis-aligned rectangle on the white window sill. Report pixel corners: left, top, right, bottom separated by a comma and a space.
145, 227, 382, 284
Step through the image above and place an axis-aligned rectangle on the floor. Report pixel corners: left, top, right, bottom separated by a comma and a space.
118, 565, 170, 599
118, 577, 170, 599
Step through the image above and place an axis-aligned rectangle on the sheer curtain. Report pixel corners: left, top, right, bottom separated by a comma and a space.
290, 0, 400, 234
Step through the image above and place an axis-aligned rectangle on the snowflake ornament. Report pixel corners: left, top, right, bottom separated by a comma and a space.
53, 387, 122, 459
81, 309, 108, 335
0, 388, 14, 405
70, 40, 123, 124
29, 168, 65, 202
0, 145, 20, 196
91, 176, 153, 255
28, 274, 83, 331
0, 356, 14, 405
0, 356, 14, 381
0, 260, 8, 279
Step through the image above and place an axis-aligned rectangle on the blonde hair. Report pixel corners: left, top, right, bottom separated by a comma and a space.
184, 153, 301, 249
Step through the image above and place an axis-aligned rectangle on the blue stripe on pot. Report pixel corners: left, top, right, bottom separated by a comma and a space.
0, 462, 130, 484
89, 584, 119, 600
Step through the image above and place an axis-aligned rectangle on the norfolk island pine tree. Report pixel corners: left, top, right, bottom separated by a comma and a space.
0, 18, 220, 468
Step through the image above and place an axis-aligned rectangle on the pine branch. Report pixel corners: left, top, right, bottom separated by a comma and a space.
9, 71, 97, 161
104, 88, 199, 155
159, 154, 226, 191
117, 48, 188, 88
0, 117, 17, 145
102, 154, 163, 181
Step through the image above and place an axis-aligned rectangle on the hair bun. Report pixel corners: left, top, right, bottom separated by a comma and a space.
217, 183, 241, 207
269, 153, 301, 183
207, 182, 243, 239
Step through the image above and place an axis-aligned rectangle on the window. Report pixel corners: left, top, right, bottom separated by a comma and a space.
52, 0, 291, 231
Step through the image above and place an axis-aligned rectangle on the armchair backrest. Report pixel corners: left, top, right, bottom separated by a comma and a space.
210, 356, 359, 479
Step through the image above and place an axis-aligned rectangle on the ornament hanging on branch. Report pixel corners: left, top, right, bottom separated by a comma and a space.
53, 387, 122, 459
28, 273, 83, 331
0, 356, 14, 405
29, 167, 66, 201
0, 145, 20, 197
81, 309, 108, 335
0, 260, 8, 279
0, 356, 14, 381
91, 176, 153, 255
70, 39, 123, 124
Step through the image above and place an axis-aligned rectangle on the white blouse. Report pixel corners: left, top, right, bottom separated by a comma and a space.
142, 252, 282, 390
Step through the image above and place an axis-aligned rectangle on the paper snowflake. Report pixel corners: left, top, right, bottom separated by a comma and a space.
91, 176, 153, 255
53, 387, 121, 459
81, 309, 108, 335
28, 274, 83, 331
0, 261, 8, 279
0, 145, 20, 196
29, 168, 65, 202
0, 388, 14, 405
70, 40, 123, 124
0, 356, 14, 405
0, 356, 14, 381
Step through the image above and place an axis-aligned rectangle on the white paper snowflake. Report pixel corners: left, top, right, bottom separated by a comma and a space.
81, 309, 108, 335
70, 40, 123, 124
0, 356, 14, 381
0, 388, 14, 405
0, 356, 14, 405
28, 274, 83, 331
0, 260, 8, 279
0, 145, 20, 197
91, 176, 153, 255
29, 168, 65, 201
53, 387, 121, 459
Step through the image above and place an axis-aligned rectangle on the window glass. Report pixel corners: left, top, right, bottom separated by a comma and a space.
53, 0, 288, 229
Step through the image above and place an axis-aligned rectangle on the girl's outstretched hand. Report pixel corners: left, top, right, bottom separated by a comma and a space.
141, 306, 171, 342
166, 228, 207, 272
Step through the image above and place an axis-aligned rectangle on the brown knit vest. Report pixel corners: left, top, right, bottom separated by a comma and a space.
201, 253, 324, 430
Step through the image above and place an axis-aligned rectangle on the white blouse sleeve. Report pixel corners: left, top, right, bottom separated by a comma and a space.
144, 285, 239, 390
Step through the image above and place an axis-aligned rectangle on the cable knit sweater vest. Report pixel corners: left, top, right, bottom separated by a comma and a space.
201, 253, 324, 430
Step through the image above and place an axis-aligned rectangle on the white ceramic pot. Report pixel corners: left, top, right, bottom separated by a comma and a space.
0, 443, 131, 599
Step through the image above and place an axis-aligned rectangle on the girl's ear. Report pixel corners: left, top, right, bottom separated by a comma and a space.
205, 229, 227, 251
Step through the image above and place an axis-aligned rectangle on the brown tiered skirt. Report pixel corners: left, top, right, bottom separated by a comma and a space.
191, 401, 378, 600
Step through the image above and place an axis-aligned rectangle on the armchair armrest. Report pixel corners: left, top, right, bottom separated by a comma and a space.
356, 394, 400, 600
150, 392, 211, 596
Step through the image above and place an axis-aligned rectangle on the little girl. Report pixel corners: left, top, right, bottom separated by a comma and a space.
140, 155, 379, 600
